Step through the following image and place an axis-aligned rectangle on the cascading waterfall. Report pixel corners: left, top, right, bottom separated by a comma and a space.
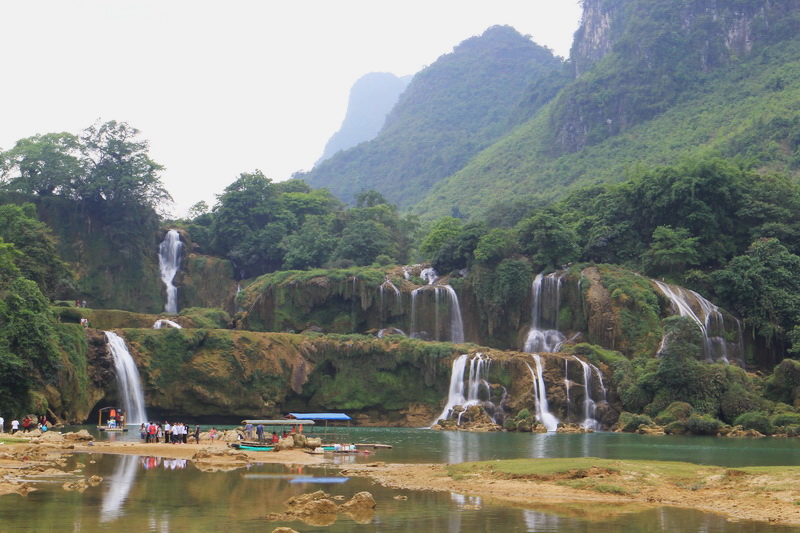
153, 319, 182, 329
433, 353, 494, 426
654, 280, 742, 363
523, 272, 567, 353
379, 279, 401, 329
442, 285, 465, 344
409, 270, 465, 343
564, 358, 571, 419
104, 331, 148, 425
573, 356, 602, 430
159, 229, 183, 314
421, 267, 438, 285
526, 354, 559, 432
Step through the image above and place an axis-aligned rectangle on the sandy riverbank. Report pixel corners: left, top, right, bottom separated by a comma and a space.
1, 436, 798, 526
340, 460, 800, 526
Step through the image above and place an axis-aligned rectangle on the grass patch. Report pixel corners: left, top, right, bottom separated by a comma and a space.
445, 457, 800, 497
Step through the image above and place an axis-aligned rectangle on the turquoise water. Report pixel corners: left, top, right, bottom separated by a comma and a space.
6, 427, 795, 532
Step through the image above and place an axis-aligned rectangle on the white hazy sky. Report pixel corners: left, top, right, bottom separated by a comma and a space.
1, 1, 582, 216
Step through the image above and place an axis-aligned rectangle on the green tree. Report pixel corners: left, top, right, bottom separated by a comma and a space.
77, 120, 170, 210
0, 203, 73, 299
0, 132, 83, 197
334, 219, 395, 266
641, 225, 700, 276
420, 217, 463, 259
431, 221, 486, 273
281, 215, 337, 270
211, 171, 290, 277
473, 228, 518, 266
517, 211, 580, 270
713, 238, 800, 345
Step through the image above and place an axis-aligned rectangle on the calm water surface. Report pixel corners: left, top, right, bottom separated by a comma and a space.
1, 427, 797, 532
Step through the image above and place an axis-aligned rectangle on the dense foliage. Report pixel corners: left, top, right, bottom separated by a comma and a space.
0, 207, 65, 415
182, 181, 418, 278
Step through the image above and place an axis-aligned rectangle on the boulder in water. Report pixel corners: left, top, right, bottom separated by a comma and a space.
340, 491, 376, 511
64, 430, 94, 441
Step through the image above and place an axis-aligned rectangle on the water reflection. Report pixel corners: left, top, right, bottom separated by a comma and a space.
100, 454, 138, 522
0, 453, 795, 532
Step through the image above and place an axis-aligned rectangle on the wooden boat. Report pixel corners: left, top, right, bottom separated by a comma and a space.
97, 407, 128, 432
231, 442, 275, 451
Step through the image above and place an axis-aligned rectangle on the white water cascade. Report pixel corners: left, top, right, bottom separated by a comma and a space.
410, 269, 465, 343
153, 319, 182, 329
159, 229, 183, 314
104, 331, 148, 425
523, 272, 567, 353
379, 279, 401, 329
573, 356, 604, 430
526, 354, 559, 432
654, 280, 742, 363
433, 353, 494, 426
564, 359, 571, 419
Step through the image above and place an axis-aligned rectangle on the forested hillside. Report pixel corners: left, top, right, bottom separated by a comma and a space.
300, 25, 568, 209
412, 0, 800, 220
2, 0, 800, 433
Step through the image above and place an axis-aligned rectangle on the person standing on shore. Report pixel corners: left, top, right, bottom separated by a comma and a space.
11, 418, 18, 434
194, 424, 200, 444
0, 415, 4, 433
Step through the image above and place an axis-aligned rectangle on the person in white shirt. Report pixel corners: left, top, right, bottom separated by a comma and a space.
11, 418, 19, 434
0, 416, 4, 433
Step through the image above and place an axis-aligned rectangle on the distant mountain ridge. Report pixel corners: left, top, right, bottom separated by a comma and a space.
300, 25, 567, 209
304, 1, 800, 220
315, 72, 412, 165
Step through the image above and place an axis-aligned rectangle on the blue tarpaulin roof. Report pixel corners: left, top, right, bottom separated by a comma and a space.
288, 413, 351, 421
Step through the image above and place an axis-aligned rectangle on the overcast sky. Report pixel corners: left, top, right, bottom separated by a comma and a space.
1, 1, 582, 216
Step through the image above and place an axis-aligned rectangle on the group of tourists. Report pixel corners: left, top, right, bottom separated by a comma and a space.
140, 421, 202, 444
243, 422, 285, 444
1, 415, 50, 434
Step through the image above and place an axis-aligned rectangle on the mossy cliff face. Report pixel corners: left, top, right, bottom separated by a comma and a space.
38, 326, 115, 424
31, 196, 165, 313
64, 327, 621, 427
114, 329, 462, 424
53, 306, 229, 331
236, 264, 681, 360
174, 250, 239, 315
453, 351, 621, 429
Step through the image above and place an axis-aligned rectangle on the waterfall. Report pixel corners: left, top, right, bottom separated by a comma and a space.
379, 279, 401, 329
526, 355, 559, 432
410, 284, 465, 343
573, 356, 602, 430
421, 267, 438, 285
159, 229, 183, 314
523, 272, 567, 353
153, 319, 182, 329
104, 331, 148, 425
654, 280, 742, 362
433, 353, 494, 426
564, 358, 571, 419
442, 285, 465, 344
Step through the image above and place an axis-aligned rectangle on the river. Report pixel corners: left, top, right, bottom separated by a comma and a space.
1, 427, 798, 532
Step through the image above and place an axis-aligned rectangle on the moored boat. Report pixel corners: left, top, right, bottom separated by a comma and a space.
97, 407, 128, 432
